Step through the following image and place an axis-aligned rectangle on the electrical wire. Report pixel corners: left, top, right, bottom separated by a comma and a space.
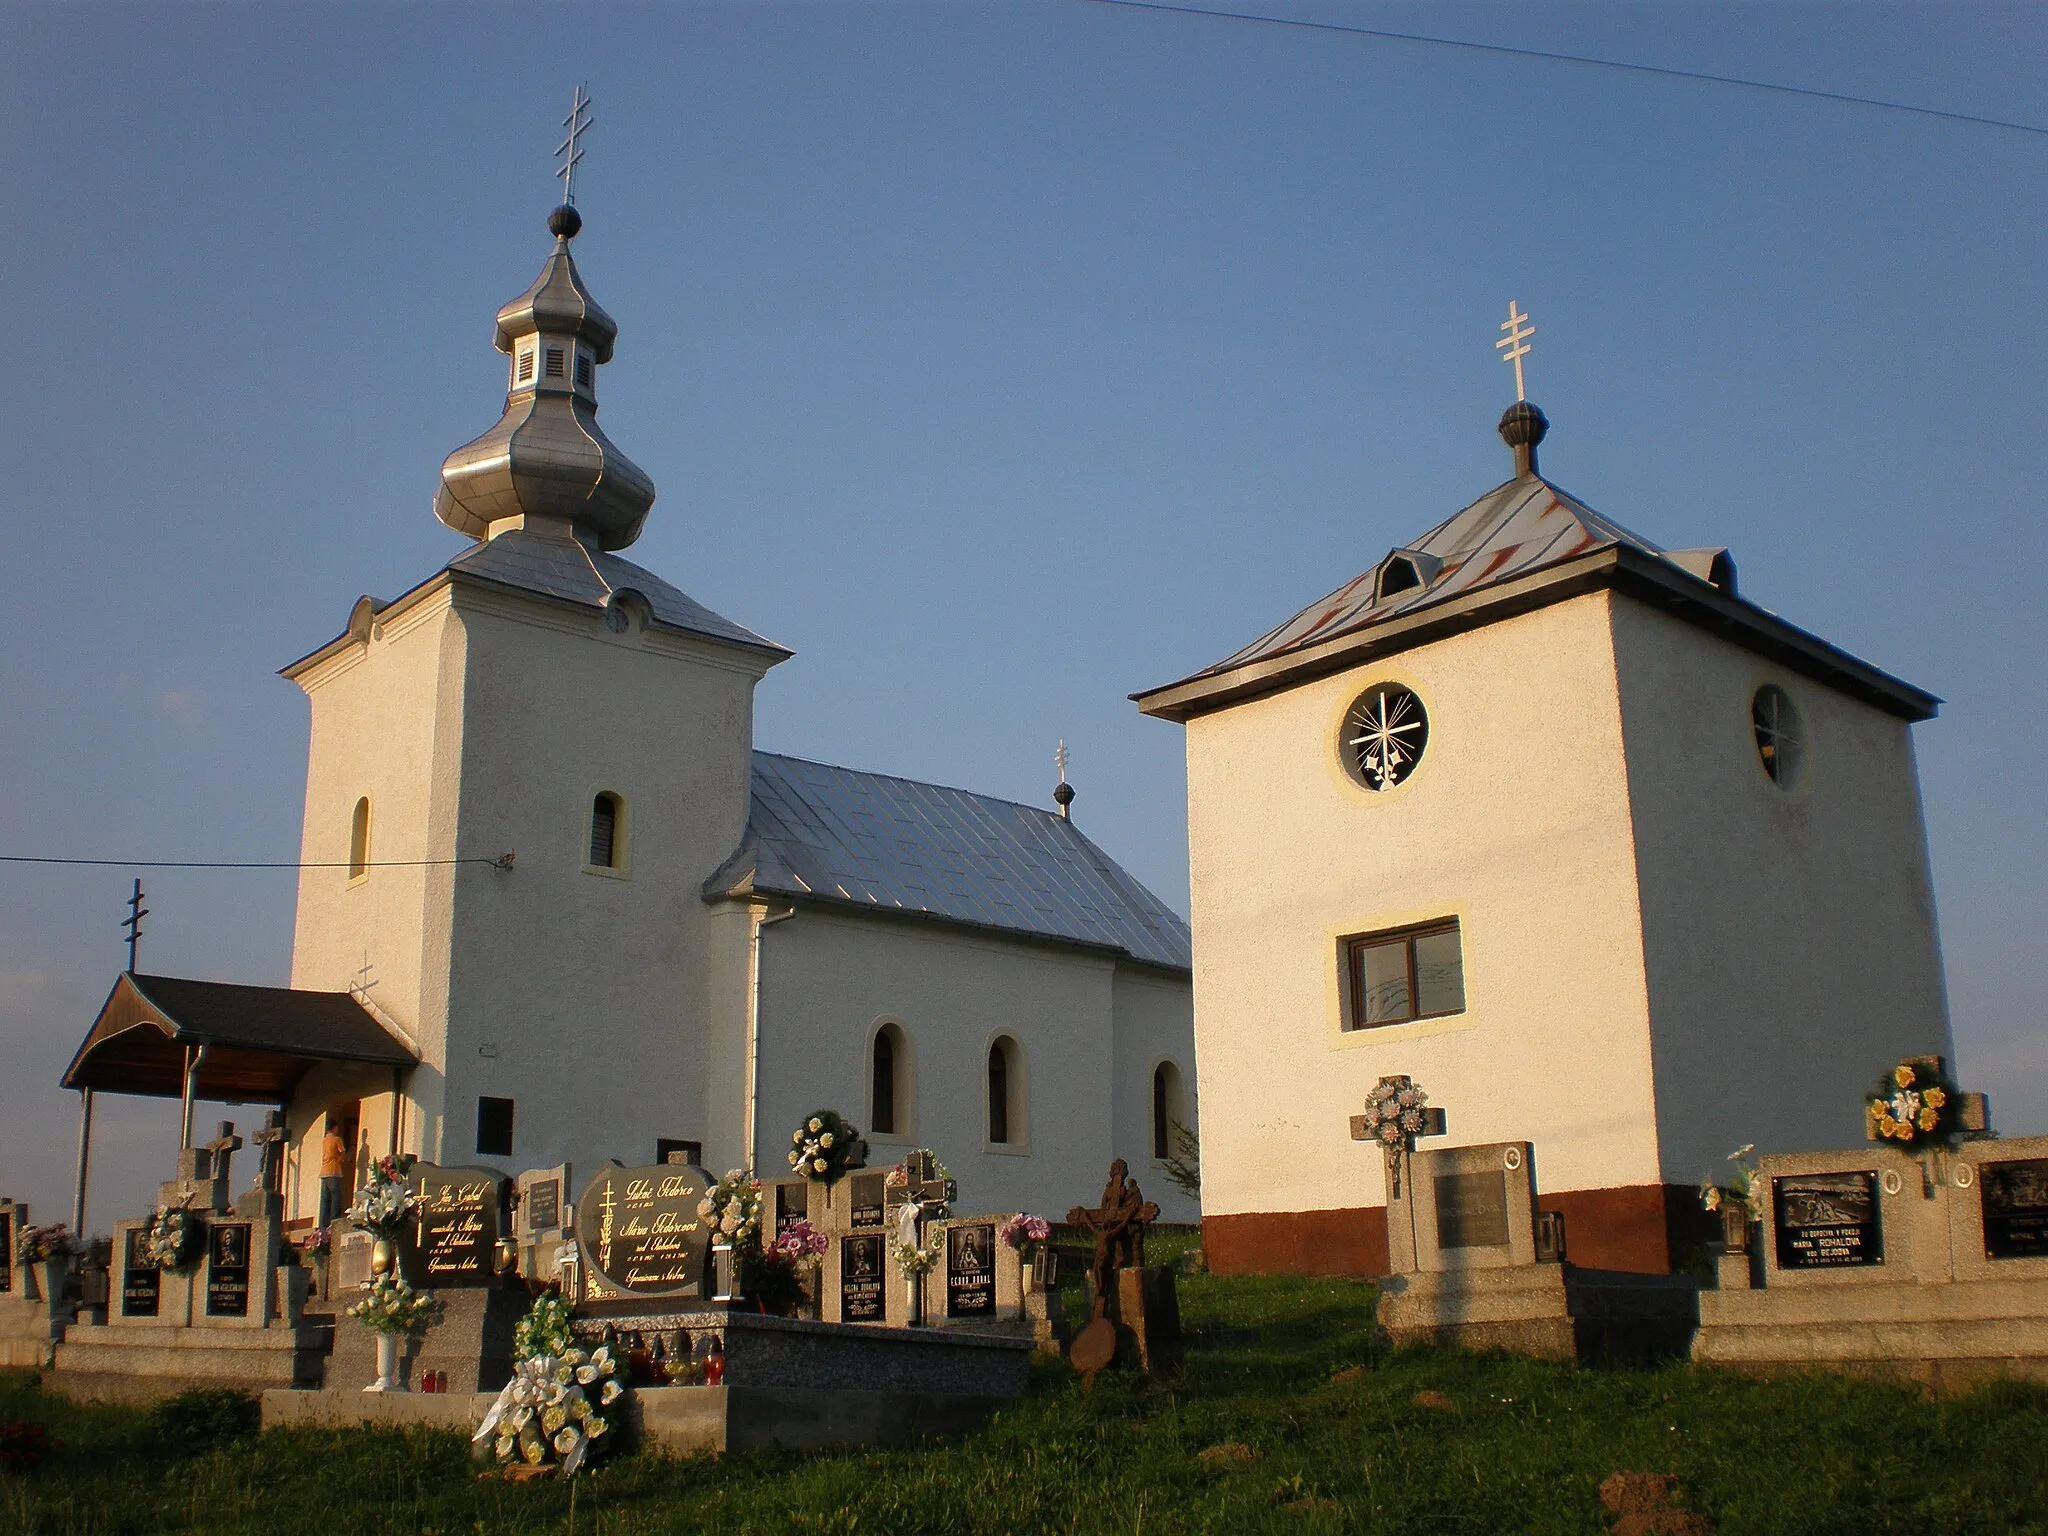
0, 855, 513, 870
1079, 0, 2048, 139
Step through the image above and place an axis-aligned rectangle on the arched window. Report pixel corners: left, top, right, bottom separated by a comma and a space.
348, 797, 371, 881
588, 792, 622, 870
1152, 1061, 1186, 1161
986, 1036, 1025, 1148
872, 1027, 897, 1135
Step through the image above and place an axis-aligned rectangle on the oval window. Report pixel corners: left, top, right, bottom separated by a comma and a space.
1341, 683, 1429, 792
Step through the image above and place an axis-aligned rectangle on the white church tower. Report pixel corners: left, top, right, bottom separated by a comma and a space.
1135, 393, 1951, 1277
280, 198, 790, 1194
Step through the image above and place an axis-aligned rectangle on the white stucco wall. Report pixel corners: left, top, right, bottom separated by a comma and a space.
1112, 967, 1201, 1222
1184, 592, 1661, 1222
750, 905, 1195, 1221
1610, 600, 1952, 1180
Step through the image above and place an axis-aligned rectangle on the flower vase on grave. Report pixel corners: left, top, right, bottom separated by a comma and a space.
366, 1331, 404, 1393
370, 1238, 397, 1280
1719, 1204, 1752, 1254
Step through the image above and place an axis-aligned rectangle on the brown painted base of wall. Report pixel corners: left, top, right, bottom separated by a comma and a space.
1206, 1184, 1718, 1278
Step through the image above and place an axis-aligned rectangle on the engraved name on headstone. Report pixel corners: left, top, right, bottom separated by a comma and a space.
946, 1223, 996, 1318
1773, 1171, 1883, 1269
575, 1163, 712, 1297
840, 1233, 885, 1322
413, 1166, 505, 1285
120, 1228, 160, 1317
1434, 1170, 1511, 1250
524, 1179, 561, 1236
1981, 1158, 2048, 1261
849, 1172, 886, 1230
205, 1221, 252, 1317
774, 1182, 810, 1238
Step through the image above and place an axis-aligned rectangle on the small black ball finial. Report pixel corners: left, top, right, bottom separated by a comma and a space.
1497, 401, 1549, 477
548, 204, 583, 240
1053, 781, 1076, 819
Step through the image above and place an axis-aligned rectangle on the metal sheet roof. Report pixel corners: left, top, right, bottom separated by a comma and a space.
705, 753, 1192, 971
1200, 475, 1671, 678
448, 531, 789, 658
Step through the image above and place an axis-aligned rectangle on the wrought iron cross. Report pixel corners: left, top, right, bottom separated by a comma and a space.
556, 85, 594, 206
120, 877, 148, 973
1496, 300, 1536, 402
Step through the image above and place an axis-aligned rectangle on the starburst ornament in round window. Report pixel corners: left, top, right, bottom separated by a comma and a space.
1342, 683, 1428, 791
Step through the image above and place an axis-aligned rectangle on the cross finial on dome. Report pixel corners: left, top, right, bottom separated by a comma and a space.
1495, 300, 1535, 403
556, 85, 593, 208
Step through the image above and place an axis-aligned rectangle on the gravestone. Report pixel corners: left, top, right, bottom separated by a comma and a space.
840, 1233, 886, 1322
0, 1201, 15, 1296
575, 1161, 714, 1300
1772, 1171, 1883, 1270
945, 1223, 996, 1319
849, 1172, 887, 1231
514, 1163, 571, 1284
773, 1181, 812, 1239
409, 1165, 507, 1286
0, 1198, 66, 1368
119, 1228, 161, 1318
204, 1222, 253, 1318
1066, 1160, 1175, 1382
1979, 1158, 2048, 1261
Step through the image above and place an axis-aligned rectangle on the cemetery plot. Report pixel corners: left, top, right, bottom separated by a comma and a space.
840, 1234, 885, 1322
1433, 1170, 1510, 1250
1774, 1171, 1883, 1269
205, 1221, 252, 1317
1981, 1158, 2048, 1261
576, 1164, 711, 1296
946, 1224, 996, 1319
414, 1166, 505, 1285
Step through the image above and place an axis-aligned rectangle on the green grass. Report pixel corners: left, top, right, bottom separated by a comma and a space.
4, 1258, 2046, 1535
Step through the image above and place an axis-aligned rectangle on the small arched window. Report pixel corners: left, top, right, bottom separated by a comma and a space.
986, 1036, 1025, 1148
348, 797, 371, 882
872, 1027, 898, 1135
1152, 1061, 1186, 1161
588, 792, 622, 870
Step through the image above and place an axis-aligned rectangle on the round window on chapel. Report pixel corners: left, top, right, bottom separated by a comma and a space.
1341, 683, 1429, 792
1752, 684, 1805, 790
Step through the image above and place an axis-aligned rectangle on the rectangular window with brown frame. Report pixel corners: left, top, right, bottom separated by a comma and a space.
1341, 918, 1465, 1030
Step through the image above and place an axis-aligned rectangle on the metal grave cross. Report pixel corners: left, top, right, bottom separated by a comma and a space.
1349, 1076, 1446, 1200
556, 85, 594, 206
1496, 300, 1536, 402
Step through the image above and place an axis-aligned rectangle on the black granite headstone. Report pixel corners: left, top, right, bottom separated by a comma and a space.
0, 1211, 11, 1294
849, 1172, 886, 1230
946, 1223, 996, 1318
574, 1163, 712, 1297
120, 1228, 160, 1317
774, 1182, 810, 1238
1981, 1158, 2048, 1261
205, 1221, 251, 1317
841, 1234, 885, 1322
1773, 1171, 1883, 1269
1434, 1171, 1511, 1250
412, 1165, 506, 1286
523, 1178, 561, 1235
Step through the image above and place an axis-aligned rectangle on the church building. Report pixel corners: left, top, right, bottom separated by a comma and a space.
63, 199, 1197, 1229
1133, 396, 1950, 1276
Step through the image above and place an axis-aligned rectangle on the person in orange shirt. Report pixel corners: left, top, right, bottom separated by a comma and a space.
318, 1121, 350, 1227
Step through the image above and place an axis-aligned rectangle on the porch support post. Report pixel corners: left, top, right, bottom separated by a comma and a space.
178, 1045, 197, 1148
71, 1087, 95, 1237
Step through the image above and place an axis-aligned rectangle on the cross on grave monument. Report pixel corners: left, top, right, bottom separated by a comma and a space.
1350, 1075, 1447, 1201
882, 1151, 956, 1326
244, 1112, 287, 1216
1065, 1160, 1179, 1384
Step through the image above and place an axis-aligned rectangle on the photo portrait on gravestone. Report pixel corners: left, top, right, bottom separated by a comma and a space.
841, 1234, 885, 1322
947, 1224, 996, 1318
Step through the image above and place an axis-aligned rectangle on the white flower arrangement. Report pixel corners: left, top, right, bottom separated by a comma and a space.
1358, 1078, 1430, 1148
697, 1170, 764, 1250
347, 1274, 439, 1335
1698, 1145, 1767, 1225
473, 1344, 623, 1477
140, 1207, 199, 1271
893, 1235, 941, 1279
787, 1109, 866, 1184
345, 1153, 420, 1240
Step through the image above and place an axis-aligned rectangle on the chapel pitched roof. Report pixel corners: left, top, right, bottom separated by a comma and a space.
704, 752, 1192, 972
1134, 472, 1937, 724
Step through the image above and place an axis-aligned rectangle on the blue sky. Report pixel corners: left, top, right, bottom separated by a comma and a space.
2, 1, 2042, 1226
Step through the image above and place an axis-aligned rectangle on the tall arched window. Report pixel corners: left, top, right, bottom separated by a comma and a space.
588, 792, 622, 870
348, 797, 371, 881
986, 1036, 1025, 1148
872, 1027, 898, 1135
1152, 1060, 1186, 1161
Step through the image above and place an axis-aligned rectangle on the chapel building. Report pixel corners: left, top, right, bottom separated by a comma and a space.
1132, 401, 1950, 1276
63, 202, 1197, 1229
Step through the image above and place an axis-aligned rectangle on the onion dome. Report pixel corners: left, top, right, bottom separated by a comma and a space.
434, 207, 655, 552
1497, 401, 1549, 479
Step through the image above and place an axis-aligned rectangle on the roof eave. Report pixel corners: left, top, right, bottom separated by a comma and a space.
1134, 548, 1937, 725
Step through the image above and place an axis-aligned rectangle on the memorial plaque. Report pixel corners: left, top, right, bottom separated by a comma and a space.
413, 1165, 505, 1285
775, 1182, 810, 1238
1773, 1171, 1883, 1269
850, 1172, 886, 1230
574, 1163, 712, 1296
1981, 1158, 2048, 1261
1434, 1171, 1510, 1250
841, 1234, 885, 1322
0, 1210, 11, 1293
205, 1221, 251, 1317
945, 1223, 996, 1318
120, 1229, 160, 1318
524, 1179, 561, 1236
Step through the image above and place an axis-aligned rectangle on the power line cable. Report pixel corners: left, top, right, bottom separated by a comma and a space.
1, 854, 513, 870
1079, 0, 2048, 139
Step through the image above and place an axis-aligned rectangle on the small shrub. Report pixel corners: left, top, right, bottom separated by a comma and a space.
145, 1388, 259, 1456
0, 1420, 58, 1471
